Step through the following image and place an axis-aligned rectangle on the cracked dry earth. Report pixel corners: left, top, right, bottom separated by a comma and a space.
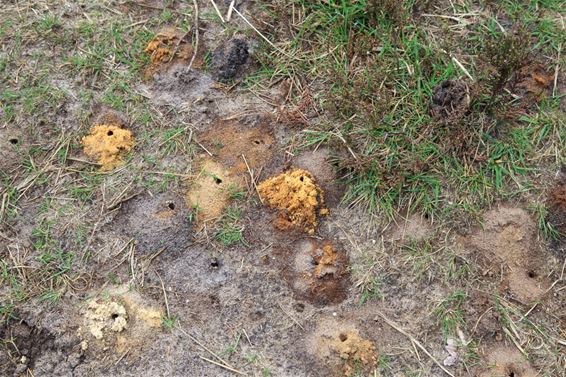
1, 2, 565, 377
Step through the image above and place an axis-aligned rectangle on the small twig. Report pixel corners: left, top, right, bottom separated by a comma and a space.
226, 0, 235, 21
156, 271, 170, 319
451, 55, 474, 81
195, 139, 213, 156
209, 0, 225, 22
114, 349, 130, 365
232, 7, 295, 60
278, 303, 304, 330
241, 154, 263, 203
177, 326, 235, 369
198, 356, 247, 376
376, 311, 455, 377
187, 0, 199, 71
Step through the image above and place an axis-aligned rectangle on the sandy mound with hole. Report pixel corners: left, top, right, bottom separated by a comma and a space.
81, 124, 134, 171
185, 159, 244, 225
477, 345, 537, 377
78, 287, 163, 355
200, 122, 274, 174
308, 319, 378, 377
460, 207, 549, 302
258, 169, 328, 234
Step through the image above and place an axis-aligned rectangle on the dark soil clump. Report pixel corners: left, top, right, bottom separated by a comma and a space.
430, 79, 470, 123
211, 38, 250, 82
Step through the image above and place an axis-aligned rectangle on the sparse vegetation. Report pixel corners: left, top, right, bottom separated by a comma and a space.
0, 0, 563, 376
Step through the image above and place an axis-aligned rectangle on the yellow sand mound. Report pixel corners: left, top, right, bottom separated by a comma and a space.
81, 124, 134, 171
257, 169, 327, 234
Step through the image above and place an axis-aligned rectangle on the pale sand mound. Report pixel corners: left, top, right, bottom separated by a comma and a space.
478, 345, 537, 377
81, 124, 134, 171
185, 159, 243, 225
79, 287, 163, 355
257, 169, 328, 234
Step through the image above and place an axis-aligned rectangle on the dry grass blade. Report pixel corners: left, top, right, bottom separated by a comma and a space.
375, 311, 456, 377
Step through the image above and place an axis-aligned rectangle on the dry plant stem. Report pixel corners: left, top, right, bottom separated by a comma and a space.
177, 326, 237, 370
209, 0, 225, 22
187, 0, 199, 71
156, 271, 170, 319
241, 154, 263, 203
375, 311, 456, 377
198, 356, 247, 376
226, 0, 235, 21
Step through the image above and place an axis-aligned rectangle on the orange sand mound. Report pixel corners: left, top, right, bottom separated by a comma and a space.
82, 124, 134, 171
329, 330, 378, 376
257, 169, 328, 234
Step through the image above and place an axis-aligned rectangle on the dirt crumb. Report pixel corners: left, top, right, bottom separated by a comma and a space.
211, 37, 250, 82
81, 124, 134, 171
258, 169, 327, 234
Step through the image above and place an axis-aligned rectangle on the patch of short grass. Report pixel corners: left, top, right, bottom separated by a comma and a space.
257, 0, 565, 220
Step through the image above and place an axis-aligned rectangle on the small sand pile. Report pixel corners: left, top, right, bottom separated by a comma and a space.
185, 159, 243, 225
81, 124, 134, 171
313, 244, 338, 278
257, 169, 328, 234
83, 300, 128, 340
329, 330, 378, 376
144, 28, 196, 77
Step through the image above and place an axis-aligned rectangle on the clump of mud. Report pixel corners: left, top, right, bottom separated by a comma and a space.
210, 37, 250, 82
278, 239, 350, 306
430, 79, 470, 122
477, 345, 537, 377
144, 28, 197, 77
258, 169, 328, 234
81, 124, 134, 171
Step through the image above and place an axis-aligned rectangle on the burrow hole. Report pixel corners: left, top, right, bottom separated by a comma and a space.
107, 130, 114, 136
253, 139, 262, 145
210, 258, 219, 268
9, 138, 19, 145
299, 176, 304, 182
339, 333, 348, 342
168, 202, 176, 210
527, 270, 537, 279
111, 313, 119, 319
214, 177, 223, 185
